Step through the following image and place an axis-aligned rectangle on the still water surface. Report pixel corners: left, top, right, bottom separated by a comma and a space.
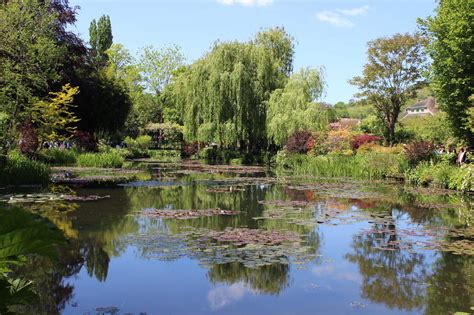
9, 162, 474, 314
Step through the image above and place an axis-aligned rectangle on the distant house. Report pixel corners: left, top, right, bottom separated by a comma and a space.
329, 118, 361, 130
401, 97, 437, 120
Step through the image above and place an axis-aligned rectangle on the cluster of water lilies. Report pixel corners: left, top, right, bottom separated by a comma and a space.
138, 208, 239, 220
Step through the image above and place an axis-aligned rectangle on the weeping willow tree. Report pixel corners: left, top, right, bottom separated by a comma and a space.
266, 67, 328, 146
173, 27, 294, 152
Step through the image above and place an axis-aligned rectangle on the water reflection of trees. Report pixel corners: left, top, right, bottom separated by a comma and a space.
345, 194, 474, 314
126, 183, 268, 231
11, 188, 139, 314
208, 262, 289, 295
124, 182, 321, 295
11, 239, 115, 314
346, 222, 429, 311
425, 254, 474, 314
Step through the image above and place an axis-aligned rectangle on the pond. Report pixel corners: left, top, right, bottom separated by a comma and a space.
2, 161, 473, 315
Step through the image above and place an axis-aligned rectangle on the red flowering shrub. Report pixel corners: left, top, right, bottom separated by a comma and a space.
286, 131, 313, 154
306, 137, 316, 152
182, 142, 199, 157
19, 122, 39, 156
404, 140, 435, 165
73, 130, 97, 152
352, 134, 382, 150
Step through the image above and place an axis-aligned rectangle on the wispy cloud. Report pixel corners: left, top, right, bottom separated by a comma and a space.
316, 11, 354, 28
338, 5, 370, 17
316, 5, 370, 28
216, 0, 273, 7
208, 283, 251, 310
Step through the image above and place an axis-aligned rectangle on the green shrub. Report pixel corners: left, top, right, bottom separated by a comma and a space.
147, 149, 181, 162
124, 135, 152, 158
38, 148, 78, 165
229, 158, 244, 165
0, 152, 50, 186
148, 149, 181, 158
77, 151, 124, 168
406, 162, 473, 192
448, 165, 473, 192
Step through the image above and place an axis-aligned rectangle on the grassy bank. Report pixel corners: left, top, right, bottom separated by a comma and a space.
0, 152, 50, 186
275, 151, 473, 192
275, 151, 409, 180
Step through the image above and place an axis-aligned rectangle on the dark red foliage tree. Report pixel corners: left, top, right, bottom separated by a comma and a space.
285, 131, 314, 154
19, 122, 39, 156
73, 130, 97, 152
404, 140, 435, 165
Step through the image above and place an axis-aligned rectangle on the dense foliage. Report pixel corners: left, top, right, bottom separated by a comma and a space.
0, 0, 67, 150
173, 28, 294, 152
72, 71, 132, 134
266, 68, 329, 146
0, 0, 131, 154
31, 84, 80, 143
420, 0, 474, 146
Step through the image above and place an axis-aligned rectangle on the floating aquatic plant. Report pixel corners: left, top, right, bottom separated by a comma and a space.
200, 228, 301, 246
137, 208, 239, 220
2, 193, 110, 204
127, 227, 317, 268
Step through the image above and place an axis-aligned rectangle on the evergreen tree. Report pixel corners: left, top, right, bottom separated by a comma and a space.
89, 15, 113, 65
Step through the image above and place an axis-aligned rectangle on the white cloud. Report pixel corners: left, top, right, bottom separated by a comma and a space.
316, 11, 354, 28
208, 283, 251, 310
316, 5, 370, 28
216, 0, 273, 7
338, 5, 370, 16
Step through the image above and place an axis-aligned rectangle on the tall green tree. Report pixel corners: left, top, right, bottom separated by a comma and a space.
254, 26, 295, 77
139, 44, 185, 95
173, 28, 294, 151
89, 15, 113, 66
0, 0, 67, 151
351, 33, 428, 145
266, 67, 327, 146
419, 0, 474, 146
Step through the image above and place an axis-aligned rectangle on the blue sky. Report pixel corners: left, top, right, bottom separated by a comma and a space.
70, 0, 436, 103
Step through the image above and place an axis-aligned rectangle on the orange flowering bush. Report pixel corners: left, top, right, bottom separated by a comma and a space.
325, 129, 353, 155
